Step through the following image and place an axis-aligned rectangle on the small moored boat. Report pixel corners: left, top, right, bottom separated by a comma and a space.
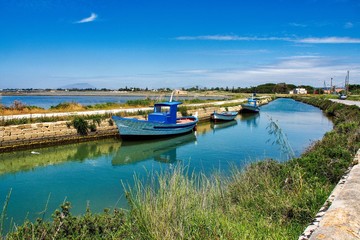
112, 100, 198, 140
240, 95, 260, 113
210, 111, 238, 121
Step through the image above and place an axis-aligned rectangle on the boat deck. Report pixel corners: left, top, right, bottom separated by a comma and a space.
176, 118, 195, 124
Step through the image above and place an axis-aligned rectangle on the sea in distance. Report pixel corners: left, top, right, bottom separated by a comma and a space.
0, 95, 225, 109
0, 98, 333, 231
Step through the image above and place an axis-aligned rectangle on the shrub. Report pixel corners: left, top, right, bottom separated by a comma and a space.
72, 117, 89, 135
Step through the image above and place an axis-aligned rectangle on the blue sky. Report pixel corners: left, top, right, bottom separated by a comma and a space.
1, 0, 359, 89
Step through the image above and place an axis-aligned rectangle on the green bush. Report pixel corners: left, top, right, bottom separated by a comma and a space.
72, 117, 89, 135
178, 106, 188, 116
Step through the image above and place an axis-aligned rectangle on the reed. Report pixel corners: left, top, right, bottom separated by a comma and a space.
0, 189, 12, 236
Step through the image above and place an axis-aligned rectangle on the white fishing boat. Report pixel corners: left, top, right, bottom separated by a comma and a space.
210, 111, 238, 121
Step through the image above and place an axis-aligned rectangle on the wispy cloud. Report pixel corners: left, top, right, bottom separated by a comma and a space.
344, 22, 354, 29
289, 22, 307, 27
75, 13, 98, 24
296, 37, 360, 44
175, 35, 291, 41
175, 35, 360, 44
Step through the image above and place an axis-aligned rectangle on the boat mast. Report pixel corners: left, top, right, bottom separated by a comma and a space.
169, 89, 179, 102
169, 90, 175, 102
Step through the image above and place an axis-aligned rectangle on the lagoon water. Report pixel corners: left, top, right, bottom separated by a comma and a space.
0, 98, 333, 230
1, 95, 225, 109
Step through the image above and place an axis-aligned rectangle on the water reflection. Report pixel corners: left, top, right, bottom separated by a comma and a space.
210, 120, 237, 132
0, 139, 121, 175
239, 113, 260, 128
112, 133, 197, 165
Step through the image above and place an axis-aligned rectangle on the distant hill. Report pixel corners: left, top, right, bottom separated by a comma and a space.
61, 83, 96, 90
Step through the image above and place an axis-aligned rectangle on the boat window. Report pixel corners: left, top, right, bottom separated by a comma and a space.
153, 105, 171, 114
154, 106, 161, 113
161, 106, 170, 113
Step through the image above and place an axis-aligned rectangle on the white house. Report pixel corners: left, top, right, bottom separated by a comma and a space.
290, 88, 307, 94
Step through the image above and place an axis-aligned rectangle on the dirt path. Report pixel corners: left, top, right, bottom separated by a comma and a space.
330, 99, 360, 107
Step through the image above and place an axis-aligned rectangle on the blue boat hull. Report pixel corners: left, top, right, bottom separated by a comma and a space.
112, 116, 198, 139
240, 104, 260, 113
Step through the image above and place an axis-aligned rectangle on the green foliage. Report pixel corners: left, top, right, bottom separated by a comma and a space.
182, 98, 211, 104
7, 202, 128, 239
89, 123, 97, 132
178, 106, 188, 116
125, 98, 155, 106
85, 102, 122, 110
1, 189, 12, 236
0, 118, 30, 126
72, 117, 89, 135
49, 102, 70, 109
89, 115, 102, 126
348, 84, 360, 94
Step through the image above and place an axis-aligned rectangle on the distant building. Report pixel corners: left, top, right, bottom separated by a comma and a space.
289, 88, 307, 94
175, 90, 188, 95
323, 88, 344, 94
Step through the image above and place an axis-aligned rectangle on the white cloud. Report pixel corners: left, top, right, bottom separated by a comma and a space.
75, 13, 97, 24
296, 37, 360, 44
175, 35, 291, 41
176, 35, 360, 44
159, 55, 360, 88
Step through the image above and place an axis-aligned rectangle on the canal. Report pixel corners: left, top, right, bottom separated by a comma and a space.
0, 98, 333, 230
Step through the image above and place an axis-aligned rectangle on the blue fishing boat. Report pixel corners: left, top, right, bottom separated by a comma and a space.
112, 101, 198, 139
210, 111, 238, 121
240, 96, 260, 113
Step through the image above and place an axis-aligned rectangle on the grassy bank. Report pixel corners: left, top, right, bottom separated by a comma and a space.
3, 97, 359, 239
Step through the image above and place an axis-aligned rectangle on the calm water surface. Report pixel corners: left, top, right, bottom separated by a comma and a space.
0, 98, 333, 229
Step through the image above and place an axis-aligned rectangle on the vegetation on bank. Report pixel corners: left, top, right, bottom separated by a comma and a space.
2, 97, 359, 239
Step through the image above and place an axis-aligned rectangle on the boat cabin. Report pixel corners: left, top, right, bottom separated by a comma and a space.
248, 97, 258, 106
147, 101, 182, 124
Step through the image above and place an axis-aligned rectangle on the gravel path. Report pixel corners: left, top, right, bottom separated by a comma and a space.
330, 99, 360, 107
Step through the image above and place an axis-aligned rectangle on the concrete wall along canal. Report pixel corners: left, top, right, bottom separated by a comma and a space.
0, 119, 119, 151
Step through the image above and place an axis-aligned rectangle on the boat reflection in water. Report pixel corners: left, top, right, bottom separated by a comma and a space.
239, 113, 260, 128
210, 120, 237, 132
112, 133, 197, 165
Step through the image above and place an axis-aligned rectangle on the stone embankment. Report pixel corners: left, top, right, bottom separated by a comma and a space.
300, 149, 360, 240
0, 97, 272, 152
0, 119, 119, 152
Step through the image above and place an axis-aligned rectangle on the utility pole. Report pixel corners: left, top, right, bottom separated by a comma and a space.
345, 70, 350, 94
330, 77, 333, 94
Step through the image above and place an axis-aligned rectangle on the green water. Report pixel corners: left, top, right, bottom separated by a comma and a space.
0, 98, 333, 230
